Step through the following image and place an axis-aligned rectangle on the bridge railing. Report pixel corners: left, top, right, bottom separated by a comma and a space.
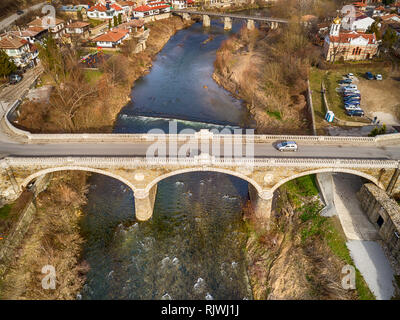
4, 156, 399, 169
3, 98, 400, 145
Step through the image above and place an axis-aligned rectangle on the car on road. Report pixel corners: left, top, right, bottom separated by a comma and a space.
276, 141, 298, 152
9, 73, 22, 84
16, 10, 24, 15
375, 74, 382, 80
366, 72, 374, 80
346, 109, 364, 116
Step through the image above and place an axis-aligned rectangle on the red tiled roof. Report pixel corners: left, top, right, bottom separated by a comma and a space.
117, 1, 135, 6
381, 14, 400, 20
329, 31, 376, 44
29, 17, 64, 26
375, 6, 385, 10
67, 21, 90, 28
134, 5, 152, 11
94, 29, 129, 42
111, 3, 123, 11
353, 2, 367, 6
187, 0, 194, 3
0, 35, 28, 49
88, 4, 107, 12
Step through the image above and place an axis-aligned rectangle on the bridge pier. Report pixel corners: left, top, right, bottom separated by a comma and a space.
270, 21, 278, 30
247, 19, 255, 30
134, 185, 158, 221
248, 185, 273, 229
224, 17, 232, 30
203, 15, 210, 28
182, 12, 191, 21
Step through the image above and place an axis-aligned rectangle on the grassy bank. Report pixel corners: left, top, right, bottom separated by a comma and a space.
245, 174, 375, 300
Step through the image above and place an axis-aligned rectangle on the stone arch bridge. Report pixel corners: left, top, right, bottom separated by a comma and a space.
172, 9, 288, 30
1, 150, 399, 225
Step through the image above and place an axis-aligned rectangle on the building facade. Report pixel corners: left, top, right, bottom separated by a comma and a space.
324, 17, 378, 62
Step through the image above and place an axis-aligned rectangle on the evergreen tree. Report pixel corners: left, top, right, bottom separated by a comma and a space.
77, 9, 83, 21
113, 16, 118, 27
366, 21, 381, 39
118, 13, 122, 25
382, 27, 398, 48
0, 50, 17, 78
109, 19, 112, 29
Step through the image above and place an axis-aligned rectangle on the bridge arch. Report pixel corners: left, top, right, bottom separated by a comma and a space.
21, 166, 137, 194
145, 167, 263, 194
270, 168, 383, 193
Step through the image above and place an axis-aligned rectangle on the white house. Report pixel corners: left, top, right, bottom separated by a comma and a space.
171, 0, 187, 9
28, 16, 65, 39
133, 1, 171, 18
0, 35, 37, 68
341, 15, 376, 32
381, 14, 400, 23
65, 21, 91, 38
87, 2, 125, 20
93, 28, 130, 47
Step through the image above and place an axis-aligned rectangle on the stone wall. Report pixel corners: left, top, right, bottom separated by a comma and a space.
358, 183, 400, 264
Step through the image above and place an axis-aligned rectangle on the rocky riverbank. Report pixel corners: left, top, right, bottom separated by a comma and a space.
244, 176, 375, 300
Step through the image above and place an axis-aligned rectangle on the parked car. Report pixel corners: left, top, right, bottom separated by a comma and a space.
346, 109, 364, 116
343, 96, 361, 101
340, 79, 352, 84
344, 96, 361, 101
375, 74, 382, 80
16, 10, 24, 15
276, 141, 298, 152
345, 73, 354, 78
344, 105, 361, 110
9, 73, 22, 84
343, 84, 358, 90
343, 92, 361, 97
366, 72, 374, 80
343, 89, 360, 95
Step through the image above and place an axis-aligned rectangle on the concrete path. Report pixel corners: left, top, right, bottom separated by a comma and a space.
317, 172, 397, 299
347, 240, 396, 300
332, 173, 380, 241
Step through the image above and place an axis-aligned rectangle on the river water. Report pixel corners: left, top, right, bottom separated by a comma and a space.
80, 12, 269, 300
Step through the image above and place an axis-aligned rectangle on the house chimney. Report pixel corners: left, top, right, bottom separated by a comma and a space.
106, 2, 110, 10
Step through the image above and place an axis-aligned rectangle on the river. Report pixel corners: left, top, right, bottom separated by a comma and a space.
79, 11, 269, 300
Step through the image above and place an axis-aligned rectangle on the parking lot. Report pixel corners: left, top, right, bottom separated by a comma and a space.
357, 71, 400, 126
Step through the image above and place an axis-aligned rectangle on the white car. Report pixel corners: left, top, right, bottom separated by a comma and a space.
375, 74, 382, 80
276, 141, 298, 152
345, 73, 354, 78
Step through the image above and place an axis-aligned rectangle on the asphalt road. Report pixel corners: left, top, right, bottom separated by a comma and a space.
0, 2, 46, 31
0, 140, 400, 160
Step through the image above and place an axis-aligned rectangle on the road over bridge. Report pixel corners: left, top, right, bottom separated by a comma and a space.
172, 9, 288, 30
1, 105, 400, 226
